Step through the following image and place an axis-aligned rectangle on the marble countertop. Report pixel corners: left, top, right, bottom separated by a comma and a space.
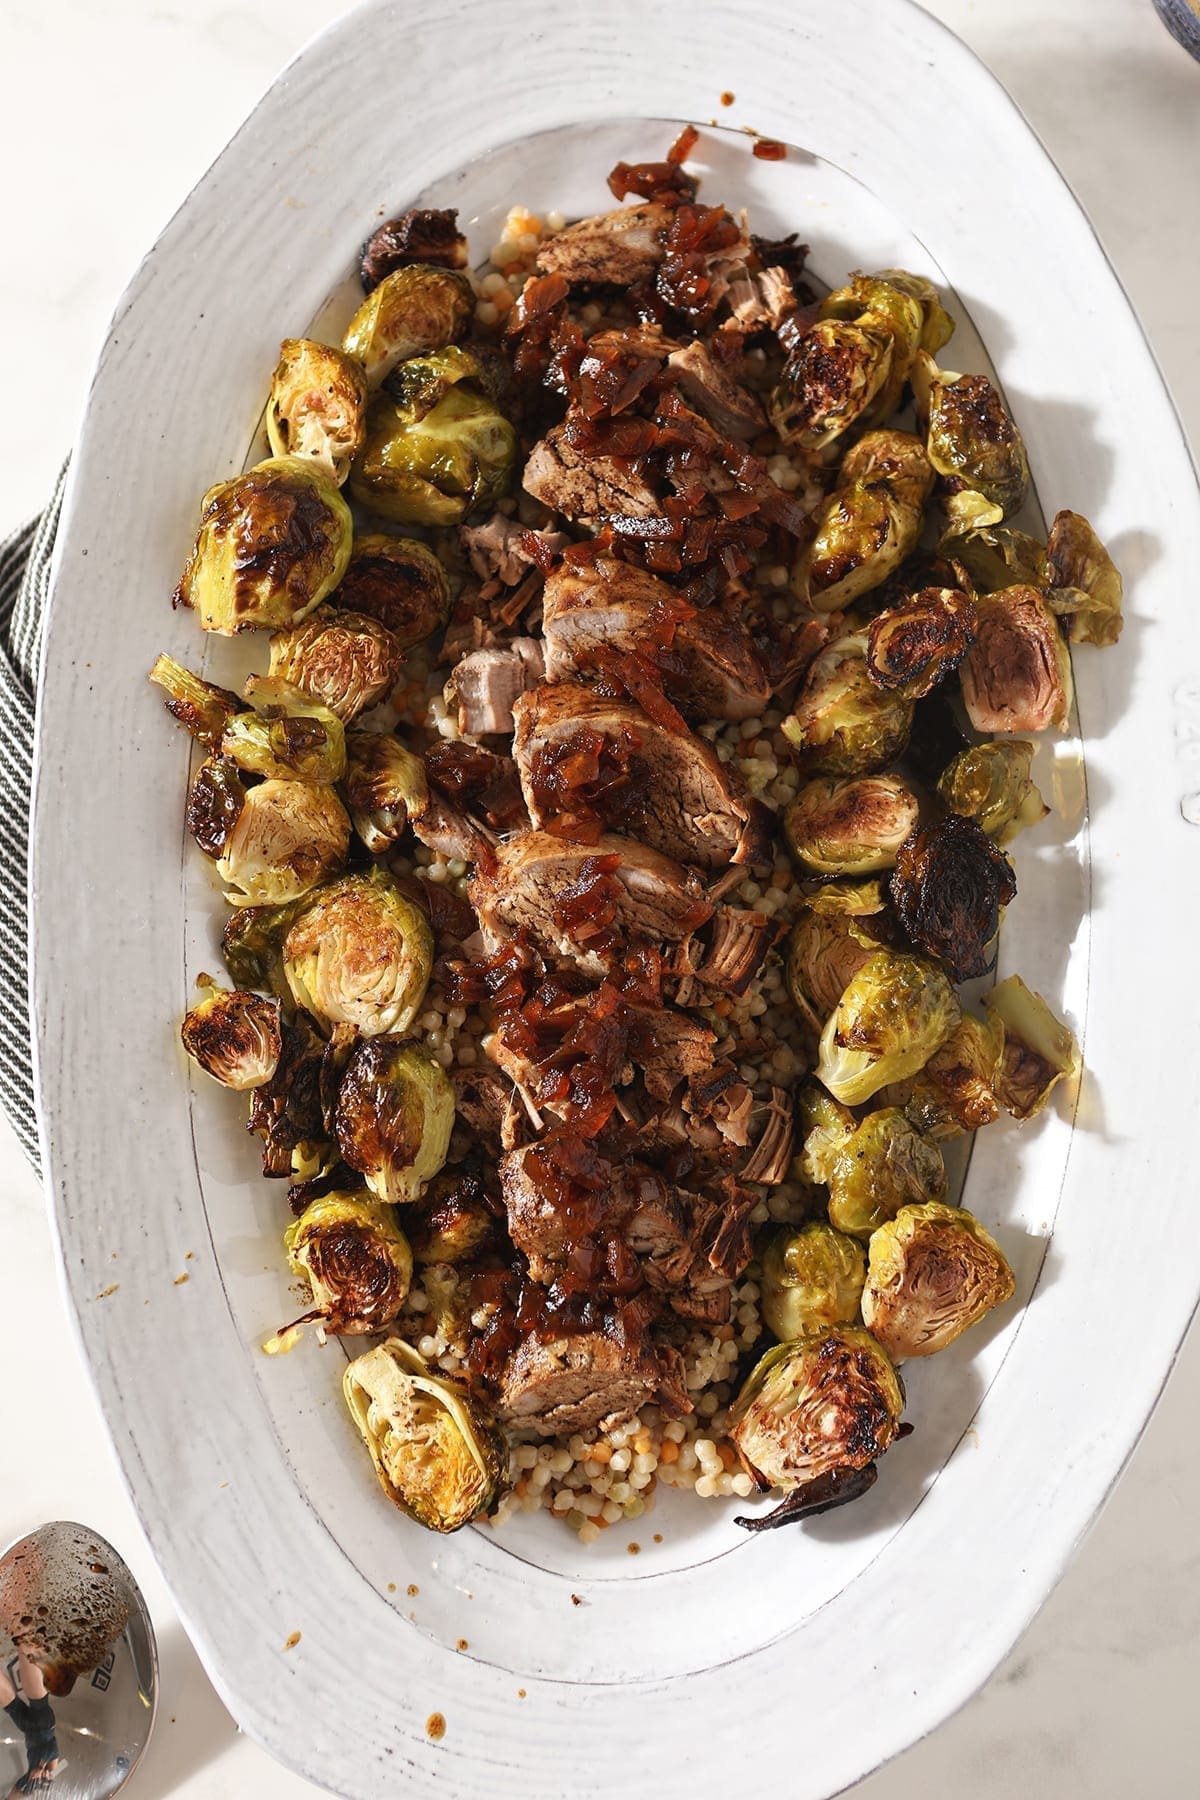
2, 0, 1198, 1793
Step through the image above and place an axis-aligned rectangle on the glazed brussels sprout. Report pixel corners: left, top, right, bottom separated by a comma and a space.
937, 740, 1048, 846
827, 1107, 948, 1238
334, 1036, 455, 1206
940, 522, 1047, 594
265, 338, 368, 485
819, 273, 924, 423
180, 975, 281, 1089
359, 209, 470, 291
341, 263, 474, 388
282, 870, 434, 1037
816, 948, 959, 1106
343, 1337, 506, 1532
1043, 509, 1124, 647
349, 388, 518, 527
891, 815, 1017, 982
797, 431, 933, 613
787, 910, 875, 1032
886, 1010, 1005, 1139
796, 1081, 856, 1184
761, 1223, 866, 1340
913, 352, 1030, 528
768, 317, 894, 453
268, 608, 404, 724
841, 427, 937, 513
411, 1174, 495, 1265
343, 728, 429, 853
279, 1192, 413, 1339
782, 634, 914, 775
983, 974, 1081, 1120
729, 1327, 904, 1491
221, 894, 309, 1000
784, 773, 919, 875
875, 268, 955, 355
861, 1201, 1014, 1360
865, 587, 978, 698
384, 344, 506, 422
173, 456, 353, 635
959, 586, 1074, 734
185, 756, 245, 857
332, 533, 452, 647
220, 677, 347, 785
149, 654, 241, 748
216, 778, 350, 907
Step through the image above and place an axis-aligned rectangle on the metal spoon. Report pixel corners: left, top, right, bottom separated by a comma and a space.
0, 1524, 157, 1799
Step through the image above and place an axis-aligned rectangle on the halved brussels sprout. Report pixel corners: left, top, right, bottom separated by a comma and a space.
186, 756, 245, 858
343, 1337, 506, 1532
761, 1222, 866, 1340
875, 268, 955, 354
891, 815, 1017, 982
827, 1107, 948, 1238
797, 431, 933, 613
268, 608, 403, 724
784, 773, 919, 876
266, 338, 369, 485
782, 634, 914, 775
816, 948, 959, 1106
862, 1200, 1014, 1360
344, 728, 429, 853
886, 1010, 1005, 1139
149, 654, 241, 748
841, 428, 936, 514
865, 587, 978, 698
342, 263, 474, 389
173, 456, 353, 635
332, 533, 452, 648
768, 318, 894, 453
180, 975, 281, 1089
940, 523, 1047, 594
729, 1327, 904, 1491
796, 1080, 857, 1184
217, 779, 350, 907
360, 209, 470, 291
1043, 509, 1123, 647
959, 585, 1074, 734
411, 1173, 495, 1265
275, 1192, 413, 1342
819, 273, 924, 423
334, 1036, 455, 1206
220, 676, 347, 785
937, 740, 1048, 846
349, 388, 518, 527
983, 974, 1081, 1120
786, 911, 875, 1033
913, 352, 1030, 528
222, 893, 310, 1000
282, 870, 434, 1037
383, 344, 508, 423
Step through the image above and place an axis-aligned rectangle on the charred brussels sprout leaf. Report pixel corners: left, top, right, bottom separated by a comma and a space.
343, 1337, 507, 1532
266, 338, 368, 485
761, 1222, 866, 1340
221, 676, 346, 785
865, 587, 978, 698
173, 456, 353, 636
797, 432, 933, 613
937, 740, 1048, 846
891, 814, 1016, 982
959, 585, 1074, 735
332, 533, 452, 648
334, 1036, 455, 1206
350, 388, 518, 527
342, 263, 474, 388
782, 634, 914, 776
827, 1107, 948, 1238
268, 608, 404, 724
885, 1010, 1005, 1139
149, 654, 241, 748
940, 523, 1048, 594
784, 772, 919, 876
729, 1327, 904, 1491
816, 948, 959, 1106
217, 779, 350, 907
768, 317, 893, 454
246, 1012, 326, 1177
282, 870, 434, 1037
272, 1192, 413, 1344
914, 352, 1030, 528
343, 728, 429, 853
360, 209, 470, 292
983, 974, 1081, 1119
186, 756, 245, 858
862, 1201, 1014, 1360
1043, 509, 1124, 647
180, 976, 281, 1090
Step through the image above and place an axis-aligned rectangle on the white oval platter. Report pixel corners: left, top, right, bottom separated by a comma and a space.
28, 1, 1200, 1795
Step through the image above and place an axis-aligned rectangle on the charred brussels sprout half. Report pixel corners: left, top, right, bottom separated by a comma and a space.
217, 778, 350, 907
350, 387, 517, 527
914, 352, 1030, 529
797, 431, 933, 613
334, 1036, 455, 1207
937, 740, 1048, 846
827, 1107, 948, 1238
173, 456, 353, 636
959, 585, 1074, 735
862, 1201, 1014, 1360
149, 654, 241, 748
342, 263, 474, 388
816, 948, 959, 1106
180, 976, 281, 1090
332, 533, 451, 648
819, 273, 924, 423
729, 1327, 904, 1491
784, 773, 919, 876
384, 344, 509, 422
983, 974, 1080, 1120
280, 1192, 413, 1338
268, 608, 404, 724
282, 870, 434, 1037
769, 317, 893, 454
865, 587, 978, 698
266, 338, 368, 486
221, 676, 346, 785
786, 883, 889, 1032
885, 1011, 1005, 1139
761, 1223, 866, 1340
360, 209, 470, 292
891, 814, 1017, 982
782, 634, 914, 776
343, 729, 429, 853
1043, 509, 1124, 647
343, 1337, 506, 1532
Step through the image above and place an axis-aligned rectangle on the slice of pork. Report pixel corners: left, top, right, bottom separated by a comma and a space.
449, 639, 545, 736
724, 264, 798, 333
665, 340, 766, 440
497, 1326, 674, 1436
522, 423, 660, 523
535, 203, 673, 286
460, 515, 571, 586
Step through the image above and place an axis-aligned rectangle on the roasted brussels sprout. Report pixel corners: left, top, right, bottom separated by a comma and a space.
816, 948, 959, 1106
343, 728, 429, 852
875, 268, 955, 355
827, 1107, 948, 1238
334, 1036, 455, 1206
222, 894, 309, 999
983, 974, 1081, 1120
1043, 509, 1124, 647
768, 317, 894, 453
729, 1327, 904, 1491
787, 910, 875, 1033
862, 1201, 1014, 1360
819, 273, 924, 423
937, 740, 1048, 846
885, 1010, 1005, 1138
277, 1192, 413, 1341
343, 1337, 506, 1532
149, 653, 241, 748
784, 773, 919, 876
266, 338, 368, 485
865, 587, 977, 698
349, 388, 517, 527
411, 1173, 495, 1265
841, 428, 937, 514
332, 533, 452, 648
940, 522, 1047, 593
245, 1011, 326, 1176
891, 815, 1017, 982
217, 778, 350, 907
782, 634, 914, 775
341, 263, 474, 388
282, 870, 434, 1037
913, 352, 1030, 528
959, 585, 1074, 734
186, 756, 245, 857
384, 344, 505, 423
220, 677, 347, 785
180, 975, 281, 1089
797, 430, 933, 612
796, 1081, 857, 1184
173, 456, 353, 635
360, 209, 470, 291
267, 608, 403, 724
762, 1222, 866, 1340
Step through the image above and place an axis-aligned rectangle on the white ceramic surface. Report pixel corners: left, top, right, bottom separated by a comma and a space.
25, 1, 1200, 1796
